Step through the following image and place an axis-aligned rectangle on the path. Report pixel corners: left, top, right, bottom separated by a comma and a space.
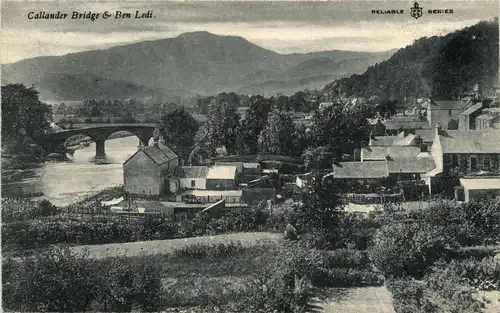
318, 286, 396, 313
70, 232, 282, 259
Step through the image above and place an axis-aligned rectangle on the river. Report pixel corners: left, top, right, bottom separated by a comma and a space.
2, 136, 142, 207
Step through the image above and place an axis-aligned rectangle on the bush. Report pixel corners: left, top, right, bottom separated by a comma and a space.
387, 279, 438, 313
234, 243, 318, 313
445, 258, 500, 291
369, 222, 453, 278
2, 198, 59, 222
2, 246, 164, 312
426, 264, 484, 313
172, 242, 245, 259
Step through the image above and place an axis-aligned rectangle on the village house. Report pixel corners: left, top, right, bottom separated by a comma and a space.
458, 102, 484, 130
423, 124, 500, 194
423, 99, 474, 130
476, 108, 500, 130
384, 115, 430, 135
178, 166, 209, 190
123, 139, 179, 199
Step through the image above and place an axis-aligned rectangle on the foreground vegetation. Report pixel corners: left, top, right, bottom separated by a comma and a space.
2, 182, 499, 312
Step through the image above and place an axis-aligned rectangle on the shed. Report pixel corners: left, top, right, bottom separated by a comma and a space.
457, 178, 500, 202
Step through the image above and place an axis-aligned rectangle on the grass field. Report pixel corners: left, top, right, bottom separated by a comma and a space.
70, 232, 282, 259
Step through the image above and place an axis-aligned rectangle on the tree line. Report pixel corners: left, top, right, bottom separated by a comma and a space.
161, 94, 372, 169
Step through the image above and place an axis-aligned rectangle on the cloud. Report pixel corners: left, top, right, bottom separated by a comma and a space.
1, 0, 497, 63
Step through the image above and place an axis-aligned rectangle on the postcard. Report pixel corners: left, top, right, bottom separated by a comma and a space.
2, 1, 499, 312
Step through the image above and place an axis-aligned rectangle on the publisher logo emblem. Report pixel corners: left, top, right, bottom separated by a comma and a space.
410, 2, 423, 19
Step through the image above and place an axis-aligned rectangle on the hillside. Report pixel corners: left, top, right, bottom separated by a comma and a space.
2, 31, 393, 101
324, 20, 499, 100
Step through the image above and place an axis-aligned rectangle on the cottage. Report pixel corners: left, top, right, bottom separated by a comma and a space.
425, 99, 472, 130
178, 166, 209, 190
123, 141, 179, 199
384, 117, 430, 135
423, 125, 500, 195
206, 165, 239, 190
476, 108, 500, 130
458, 102, 483, 130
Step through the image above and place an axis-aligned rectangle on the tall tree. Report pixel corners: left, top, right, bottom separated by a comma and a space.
160, 107, 199, 159
258, 110, 296, 156
235, 95, 273, 154
195, 99, 241, 157
1, 84, 52, 142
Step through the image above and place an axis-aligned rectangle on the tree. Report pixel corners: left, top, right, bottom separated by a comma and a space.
160, 107, 199, 159
198, 98, 241, 156
258, 110, 296, 156
1, 84, 52, 142
235, 95, 273, 154
294, 177, 343, 249
447, 119, 459, 130
301, 146, 331, 171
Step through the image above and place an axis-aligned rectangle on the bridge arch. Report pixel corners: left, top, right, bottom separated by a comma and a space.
45, 123, 157, 161
105, 130, 153, 147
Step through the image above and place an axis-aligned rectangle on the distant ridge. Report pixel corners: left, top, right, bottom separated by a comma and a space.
1, 31, 394, 101
324, 19, 499, 100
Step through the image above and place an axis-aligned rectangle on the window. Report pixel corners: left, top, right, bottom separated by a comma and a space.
191, 180, 196, 187
470, 157, 478, 170
448, 109, 452, 116
484, 156, 491, 170
452, 155, 459, 166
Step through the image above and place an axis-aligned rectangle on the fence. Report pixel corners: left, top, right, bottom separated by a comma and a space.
341, 192, 404, 205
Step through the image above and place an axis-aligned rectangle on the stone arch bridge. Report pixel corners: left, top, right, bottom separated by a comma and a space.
43, 123, 158, 160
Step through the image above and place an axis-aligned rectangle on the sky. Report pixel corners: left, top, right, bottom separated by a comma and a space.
1, 0, 498, 64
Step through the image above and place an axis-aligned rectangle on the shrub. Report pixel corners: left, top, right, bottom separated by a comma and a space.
171, 242, 245, 259
387, 279, 438, 313
2, 198, 59, 222
235, 243, 318, 313
369, 222, 453, 278
2, 246, 164, 312
426, 264, 484, 313
445, 258, 500, 291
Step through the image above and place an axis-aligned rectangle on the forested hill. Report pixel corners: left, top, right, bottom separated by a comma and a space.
324, 19, 499, 100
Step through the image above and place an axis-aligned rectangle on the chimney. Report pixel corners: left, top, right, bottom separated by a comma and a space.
158, 135, 165, 146
435, 123, 442, 136
414, 135, 425, 152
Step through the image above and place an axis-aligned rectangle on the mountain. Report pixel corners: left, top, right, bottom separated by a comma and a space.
2, 31, 394, 101
324, 20, 499, 100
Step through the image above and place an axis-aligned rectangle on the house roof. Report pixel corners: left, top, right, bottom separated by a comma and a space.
206, 165, 238, 180
439, 129, 500, 154
460, 103, 483, 116
392, 134, 416, 146
369, 136, 397, 146
362, 146, 421, 160
179, 166, 209, 179
124, 142, 178, 165
385, 119, 430, 130
431, 100, 470, 110
243, 163, 260, 169
332, 161, 388, 179
459, 178, 500, 190
415, 129, 436, 142
387, 156, 435, 174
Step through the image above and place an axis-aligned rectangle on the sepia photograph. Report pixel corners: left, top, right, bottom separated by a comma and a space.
1, 0, 500, 312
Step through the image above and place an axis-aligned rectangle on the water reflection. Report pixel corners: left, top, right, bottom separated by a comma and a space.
2, 136, 140, 206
